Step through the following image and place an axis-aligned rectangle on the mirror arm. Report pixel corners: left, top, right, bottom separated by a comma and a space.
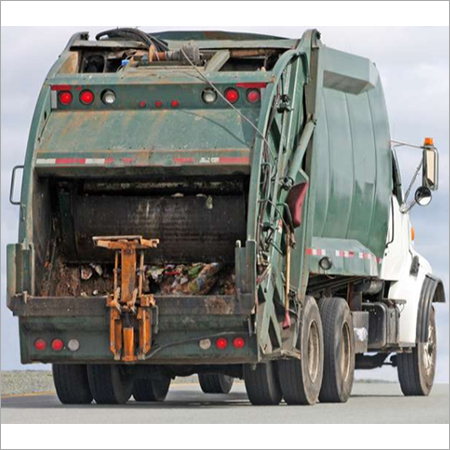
400, 199, 416, 214
404, 160, 423, 203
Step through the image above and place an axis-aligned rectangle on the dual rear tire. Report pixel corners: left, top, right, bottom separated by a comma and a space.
277, 296, 324, 405
53, 364, 171, 405
133, 376, 171, 402
244, 297, 355, 406
87, 365, 134, 404
198, 373, 234, 394
318, 297, 355, 403
52, 364, 93, 405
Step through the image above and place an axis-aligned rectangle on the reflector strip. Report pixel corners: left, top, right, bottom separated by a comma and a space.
219, 156, 250, 164
173, 157, 195, 164
335, 250, 355, 258
56, 158, 85, 164
306, 248, 382, 264
306, 248, 327, 256
174, 156, 250, 164
36, 155, 250, 166
36, 158, 111, 165
50, 85, 72, 91
236, 82, 268, 89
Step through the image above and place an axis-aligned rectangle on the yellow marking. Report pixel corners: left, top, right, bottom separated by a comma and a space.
1, 390, 56, 399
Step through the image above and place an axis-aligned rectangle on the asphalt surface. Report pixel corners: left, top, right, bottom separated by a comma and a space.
1, 382, 448, 424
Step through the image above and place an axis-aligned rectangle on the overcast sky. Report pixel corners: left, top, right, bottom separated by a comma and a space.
1, 26, 448, 382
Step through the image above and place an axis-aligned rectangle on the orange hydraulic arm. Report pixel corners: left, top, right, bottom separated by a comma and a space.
93, 236, 159, 362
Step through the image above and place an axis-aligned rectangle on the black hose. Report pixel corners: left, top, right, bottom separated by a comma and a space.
96, 28, 169, 52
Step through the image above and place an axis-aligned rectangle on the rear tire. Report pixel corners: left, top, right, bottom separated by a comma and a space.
244, 362, 282, 406
198, 373, 234, 394
87, 365, 133, 405
397, 307, 437, 396
278, 296, 324, 405
133, 376, 171, 402
52, 364, 93, 405
319, 297, 355, 403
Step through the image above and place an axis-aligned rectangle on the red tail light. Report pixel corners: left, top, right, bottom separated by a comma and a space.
51, 339, 64, 352
155, 100, 163, 108
171, 100, 179, 108
80, 90, 94, 105
224, 88, 239, 104
34, 339, 47, 351
246, 89, 260, 104
233, 337, 245, 349
215, 337, 228, 350
59, 91, 73, 106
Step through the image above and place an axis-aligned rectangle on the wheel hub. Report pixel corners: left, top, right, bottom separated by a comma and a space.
307, 321, 320, 383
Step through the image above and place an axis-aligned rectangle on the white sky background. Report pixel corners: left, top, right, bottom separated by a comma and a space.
1, 26, 449, 382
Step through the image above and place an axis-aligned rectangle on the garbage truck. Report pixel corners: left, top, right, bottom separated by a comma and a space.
7, 28, 446, 406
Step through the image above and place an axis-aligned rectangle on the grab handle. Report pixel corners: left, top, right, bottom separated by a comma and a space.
9, 165, 24, 205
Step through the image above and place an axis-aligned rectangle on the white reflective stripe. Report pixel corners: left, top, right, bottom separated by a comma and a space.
85, 158, 106, 164
36, 158, 56, 165
50, 91, 57, 109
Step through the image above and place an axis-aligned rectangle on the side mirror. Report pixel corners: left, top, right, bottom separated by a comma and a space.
415, 186, 432, 207
422, 139, 439, 191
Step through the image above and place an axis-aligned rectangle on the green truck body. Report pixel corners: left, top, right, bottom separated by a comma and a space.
7, 29, 444, 405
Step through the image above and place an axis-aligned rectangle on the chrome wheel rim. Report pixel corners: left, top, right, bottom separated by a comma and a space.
340, 322, 352, 382
423, 321, 436, 377
307, 321, 320, 383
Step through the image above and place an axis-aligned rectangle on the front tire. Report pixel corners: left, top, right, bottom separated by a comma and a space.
244, 362, 282, 405
87, 365, 133, 405
278, 296, 324, 405
133, 376, 171, 402
198, 373, 234, 394
319, 297, 355, 403
397, 307, 437, 396
52, 364, 93, 405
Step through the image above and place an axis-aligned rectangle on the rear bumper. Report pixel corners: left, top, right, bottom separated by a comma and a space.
9, 294, 258, 365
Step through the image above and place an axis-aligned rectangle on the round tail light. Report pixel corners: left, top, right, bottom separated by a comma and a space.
202, 88, 217, 104
67, 339, 80, 352
224, 88, 239, 104
246, 89, 260, 104
34, 339, 47, 351
215, 337, 228, 350
171, 100, 179, 108
233, 337, 245, 349
59, 91, 73, 106
101, 90, 116, 105
51, 339, 64, 352
80, 90, 94, 105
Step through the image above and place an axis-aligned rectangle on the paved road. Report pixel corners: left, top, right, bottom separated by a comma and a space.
1, 383, 448, 424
